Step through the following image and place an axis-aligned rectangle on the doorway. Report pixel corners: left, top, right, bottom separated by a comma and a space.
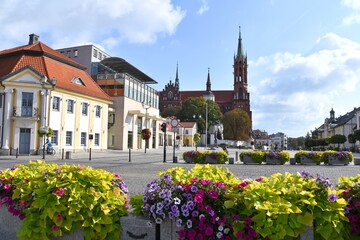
19, 128, 31, 154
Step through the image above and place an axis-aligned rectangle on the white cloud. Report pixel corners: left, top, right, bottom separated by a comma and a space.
250, 33, 360, 137
341, 0, 360, 25
0, 0, 186, 49
197, 0, 209, 15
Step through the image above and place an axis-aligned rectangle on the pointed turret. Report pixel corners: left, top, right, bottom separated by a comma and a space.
206, 67, 211, 92
236, 26, 245, 59
175, 63, 179, 91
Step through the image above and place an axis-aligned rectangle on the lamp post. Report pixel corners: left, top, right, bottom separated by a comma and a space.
205, 102, 208, 149
203, 91, 214, 149
193, 114, 202, 147
40, 76, 56, 159
142, 101, 151, 153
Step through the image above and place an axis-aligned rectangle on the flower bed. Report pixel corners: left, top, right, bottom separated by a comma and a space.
321, 150, 353, 165
265, 151, 290, 165
294, 151, 322, 165
239, 150, 265, 164
182, 150, 228, 164
337, 175, 360, 237
142, 165, 354, 239
0, 161, 129, 240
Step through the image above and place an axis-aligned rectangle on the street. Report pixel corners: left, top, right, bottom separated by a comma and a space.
0, 147, 359, 196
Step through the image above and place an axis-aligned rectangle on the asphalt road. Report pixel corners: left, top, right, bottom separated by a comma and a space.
0, 147, 359, 196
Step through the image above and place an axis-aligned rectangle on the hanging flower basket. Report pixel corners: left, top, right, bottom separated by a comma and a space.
141, 129, 151, 140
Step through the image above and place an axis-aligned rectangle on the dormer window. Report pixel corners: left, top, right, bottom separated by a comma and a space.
71, 77, 86, 86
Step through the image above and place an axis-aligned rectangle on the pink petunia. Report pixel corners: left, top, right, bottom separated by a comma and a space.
4, 184, 11, 190
56, 213, 63, 219
52, 225, 60, 231
205, 226, 213, 236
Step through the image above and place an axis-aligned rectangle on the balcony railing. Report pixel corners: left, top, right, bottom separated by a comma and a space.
13, 107, 40, 119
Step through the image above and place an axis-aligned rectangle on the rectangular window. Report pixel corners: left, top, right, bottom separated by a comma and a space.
51, 130, 58, 145
66, 131, 72, 145
93, 49, 98, 58
73, 49, 78, 57
95, 133, 100, 146
0, 94, 3, 108
98, 52, 102, 60
67, 99, 74, 113
52, 97, 60, 111
81, 132, 86, 146
21, 92, 33, 117
82, 103, 88, 115
95, 105, 101, 117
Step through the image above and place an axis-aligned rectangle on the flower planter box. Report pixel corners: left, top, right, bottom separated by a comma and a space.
328, 156, 349, 165
120, 215, 180, 240
184, 156, 192, 163
0, 207, 84, 239
242, 155, 262, 165
205, 155, 218, 164
266, 157, 283, 165
300, 156, 320, 165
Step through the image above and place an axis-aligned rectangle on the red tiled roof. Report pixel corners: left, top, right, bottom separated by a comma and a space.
179, 122, 196, 128
0, 41, 112, 102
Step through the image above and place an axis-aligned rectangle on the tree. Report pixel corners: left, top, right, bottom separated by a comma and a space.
160, 107, 180, 118
329, 134, 347, 149
177, 97, 222, 133
222, 109, 251, 141
193, 133, 200, 151
354, 129, 360, 142
348, 133, 356, 151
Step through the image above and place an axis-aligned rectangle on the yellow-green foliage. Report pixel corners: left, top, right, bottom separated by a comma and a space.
158, 164, 241, 188
226, 172, 348, 240
0, 160, 128, 240
294, 151, 322, 164
239, 150, 266, 163
182, 150, 229, 164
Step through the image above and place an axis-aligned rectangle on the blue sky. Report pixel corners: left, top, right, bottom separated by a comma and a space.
1, 0, 360, 137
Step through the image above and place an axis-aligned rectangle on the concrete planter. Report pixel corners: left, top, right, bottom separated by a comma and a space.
121, 215, 180, 240
294, 225, 314, 240
0, 207, 84, 239
300, 156, 320, 165
328, 156, 349, 165
205, 155, 218, 164
184, 156, 192, 163
242, 155, 262, 165
354, 158, 360, 165
266, 157, 283, 165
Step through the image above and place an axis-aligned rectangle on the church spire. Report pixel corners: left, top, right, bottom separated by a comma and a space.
175, 63, 179, 91
237, 26, 245, 59
206, 67, 211, 92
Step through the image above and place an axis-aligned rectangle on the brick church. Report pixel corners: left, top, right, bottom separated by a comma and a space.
159, 28, 252, 123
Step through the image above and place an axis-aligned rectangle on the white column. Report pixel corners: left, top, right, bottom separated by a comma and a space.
2, 89, 13, 149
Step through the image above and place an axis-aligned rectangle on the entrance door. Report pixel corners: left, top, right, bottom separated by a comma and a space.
19, 128, 31, 154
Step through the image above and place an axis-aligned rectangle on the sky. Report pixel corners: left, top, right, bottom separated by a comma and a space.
1, 0, 360, 138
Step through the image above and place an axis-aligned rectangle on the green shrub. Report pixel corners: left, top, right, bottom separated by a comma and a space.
182, 150, 228, 164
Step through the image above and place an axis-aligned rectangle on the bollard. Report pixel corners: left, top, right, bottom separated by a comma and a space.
235, 151, 239, 162
89, 148, 92, 161
173, 156, 178, 163
62, 148, 64, 160
129, 148, 131, 162
155, 223, 160, 240
16, 148, 18, 158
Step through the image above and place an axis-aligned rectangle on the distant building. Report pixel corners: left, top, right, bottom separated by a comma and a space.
159, 28, 252, 126
56, 45, 110, 75
313, 107, 359, 149
270, 132, 288, 151
0, 34, 112, 155
253, 129, 271, 150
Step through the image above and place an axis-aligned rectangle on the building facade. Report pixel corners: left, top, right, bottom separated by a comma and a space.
159, 28, 252, 124
57, 45, 110, 76
314, 107, 359, 149
0, 34, 112, 155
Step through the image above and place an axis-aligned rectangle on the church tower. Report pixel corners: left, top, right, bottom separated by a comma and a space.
233, 27, 251, 120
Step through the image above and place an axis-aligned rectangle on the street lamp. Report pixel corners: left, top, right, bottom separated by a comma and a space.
142, 101, 151, 153
203, 91, 214, 149
40, 76, 57, 159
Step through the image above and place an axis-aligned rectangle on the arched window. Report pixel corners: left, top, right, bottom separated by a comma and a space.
167, 91, 173, 100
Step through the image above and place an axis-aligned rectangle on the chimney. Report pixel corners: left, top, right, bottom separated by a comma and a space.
28, 34, 39, 45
